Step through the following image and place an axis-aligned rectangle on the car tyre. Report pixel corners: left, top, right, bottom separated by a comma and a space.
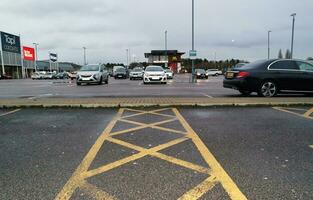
77, 82, 81, 86
98, 77, 103, 85
258, 81, 277, 97
104, 78, 108, 84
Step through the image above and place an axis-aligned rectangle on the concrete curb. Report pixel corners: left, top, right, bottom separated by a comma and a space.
0, 97, 313, 108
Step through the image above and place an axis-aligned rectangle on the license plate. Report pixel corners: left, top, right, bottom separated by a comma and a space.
82, 78, 89, 81
118, 75, 122, 77
226, 72, 234, 78
152, 77, 159, 80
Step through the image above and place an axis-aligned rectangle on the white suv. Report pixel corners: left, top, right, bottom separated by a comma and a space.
143, 66, 167, 84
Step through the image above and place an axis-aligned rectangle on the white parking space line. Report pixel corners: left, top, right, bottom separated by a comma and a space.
201, 93, 214, 98
0, 109, 21, 117
28, 94, 54, 100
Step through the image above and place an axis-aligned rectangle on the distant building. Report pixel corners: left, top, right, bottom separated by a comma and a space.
144, 50, 185, 73
35, 61, 81, 72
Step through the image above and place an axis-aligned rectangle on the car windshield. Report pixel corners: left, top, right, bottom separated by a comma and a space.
133, 68, 142, 72
196, 69, 205, 73
233, 63, 247, 69
116, 68, 126, 72
145, 66, 163, 72
80, 65, 99, 71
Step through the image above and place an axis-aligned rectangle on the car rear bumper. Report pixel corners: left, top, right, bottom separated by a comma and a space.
223, 79, 250, 91
114, 74, 127, 78
196, 75, 207, 79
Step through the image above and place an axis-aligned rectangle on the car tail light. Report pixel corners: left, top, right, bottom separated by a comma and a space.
237, 71, 250, 78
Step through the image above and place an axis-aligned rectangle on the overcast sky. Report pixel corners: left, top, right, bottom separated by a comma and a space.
1, 0, 312, 64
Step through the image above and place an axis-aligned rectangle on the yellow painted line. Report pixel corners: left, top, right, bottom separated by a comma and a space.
273, 107, 313, 120
79, 181, 116, 200
152, 152, 211, 174
106, 137, 145, 152
84, 137, 189, 179
107, 137, 210, 175
283, 107, 308, 111
309, 145, 313, 149
173, 108, 247, 200
119, 118, 186, 135
110, 118, 182, 136
0, 109, 21, 117
83, 150, 149, 179
303, 107, 313, 117
177, 175, 217, 200
54, 109, 124, 200
122, 108, 174, 119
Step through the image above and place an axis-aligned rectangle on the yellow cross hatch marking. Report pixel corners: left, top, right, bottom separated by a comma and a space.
273, 107, 313, 120
55, 108, 247, 200
79, 181, 116, 200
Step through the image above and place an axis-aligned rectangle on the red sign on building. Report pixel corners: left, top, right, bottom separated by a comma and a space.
23, 46, 35, 61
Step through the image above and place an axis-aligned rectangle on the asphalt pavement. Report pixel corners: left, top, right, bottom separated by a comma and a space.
1, 107, 312, 200
0, 74, 245, 99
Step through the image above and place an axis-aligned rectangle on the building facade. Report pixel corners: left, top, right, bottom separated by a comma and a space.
144, 50, 185, 73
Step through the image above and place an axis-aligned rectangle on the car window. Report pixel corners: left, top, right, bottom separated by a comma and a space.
145, 67, 163, 72
269, 60, 299, 70
296, 61, 313, 71
80, 65, 100, 71
196, 69, 205, 73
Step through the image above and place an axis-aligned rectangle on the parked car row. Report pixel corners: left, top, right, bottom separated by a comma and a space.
31, 71, 76, 80
223, 59, 313, 97
74, 64, 172, 85
195, 69, 223, 79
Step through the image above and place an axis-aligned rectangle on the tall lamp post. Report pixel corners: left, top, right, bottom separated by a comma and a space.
267, 31, 271, 59
33, 43, 39, 72
126, 49, 129, 67
191, 0, 195, 83
165, 30, 168, 50
83, 47, 87, 65
290, 13, 296, 59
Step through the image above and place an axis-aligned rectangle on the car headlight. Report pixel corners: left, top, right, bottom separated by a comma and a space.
197, 73, 200, 76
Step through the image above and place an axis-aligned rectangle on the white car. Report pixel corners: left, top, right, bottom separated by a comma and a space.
143, 66, 167, 84
130, 67, 144, 80
206, 69, 223, 76
76, 64, 109, 85
165, 69, 174, 79
31, 72, 45, 80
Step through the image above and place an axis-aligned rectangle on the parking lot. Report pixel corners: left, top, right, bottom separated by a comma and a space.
1, 106, 312, 200
0, 74, 239, 99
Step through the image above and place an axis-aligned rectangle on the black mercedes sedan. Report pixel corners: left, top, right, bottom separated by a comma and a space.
223, 59, 313, 97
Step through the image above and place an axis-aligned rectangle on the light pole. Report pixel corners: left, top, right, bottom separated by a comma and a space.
165, 30, 168, 50
191, 0, 195, 83
126, 49, 129, 67
290, 13, 296, 59
32, 43, 39, 72
83, 47, 87, 65
267, 31, 271, 59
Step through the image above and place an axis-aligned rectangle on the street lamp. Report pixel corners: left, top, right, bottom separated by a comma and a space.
191, 0, 196, 83
33, 43, 39, 72
290, 13, 296, 59
165, 30, 168, 50
268, 30, 271, 59
83, 47, 87, 65
126, 49, 129, 67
